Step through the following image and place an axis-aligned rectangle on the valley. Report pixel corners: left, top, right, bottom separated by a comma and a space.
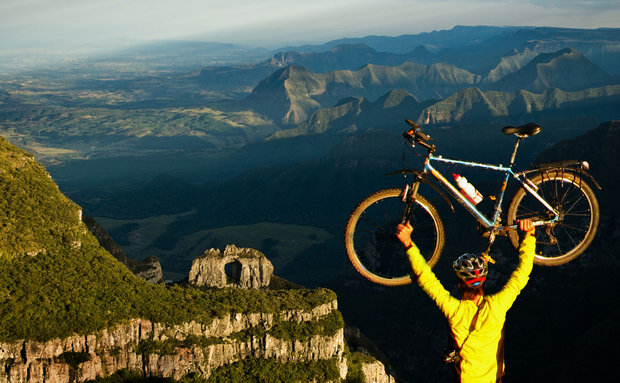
1, 25, 619, 382
2, 26, 619, 284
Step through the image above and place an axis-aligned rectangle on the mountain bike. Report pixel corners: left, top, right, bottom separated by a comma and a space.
345, 120, 601, 286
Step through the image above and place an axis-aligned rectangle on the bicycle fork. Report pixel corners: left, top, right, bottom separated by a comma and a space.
400, 175, 423, 225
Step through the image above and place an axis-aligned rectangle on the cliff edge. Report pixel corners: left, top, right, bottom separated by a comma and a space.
0, 136, 393, 382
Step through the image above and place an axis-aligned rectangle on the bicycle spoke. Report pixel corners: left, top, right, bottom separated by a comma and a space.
508, 172, 599, 264
549, 177, 558, 201
355, 199, 405, 277
558, 222, 588, 233
563, 193, 585, 215
559, 181, 574, 205
564, 211, 592, 217
514, 203, 541, 219
516, 211, 541, 219
346, 189, 444, 283
358, 212, 388, 230
557, 226, 579, 247
553, 238, 563, 255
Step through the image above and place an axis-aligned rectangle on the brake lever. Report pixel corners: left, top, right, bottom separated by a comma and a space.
416, 131, 432, 141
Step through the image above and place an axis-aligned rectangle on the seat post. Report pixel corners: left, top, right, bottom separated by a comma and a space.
508, 136, 523, 166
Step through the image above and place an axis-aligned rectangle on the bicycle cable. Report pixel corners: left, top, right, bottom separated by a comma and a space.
402, 142, 424, 164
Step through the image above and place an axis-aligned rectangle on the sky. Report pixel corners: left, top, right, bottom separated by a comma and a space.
1, 0, 619, 51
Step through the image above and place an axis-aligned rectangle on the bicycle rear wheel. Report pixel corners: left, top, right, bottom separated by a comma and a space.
507, 171, 599, 266
345, 188, 445, 286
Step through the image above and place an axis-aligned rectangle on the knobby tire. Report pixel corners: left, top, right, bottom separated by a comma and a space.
345, 189, 445, 286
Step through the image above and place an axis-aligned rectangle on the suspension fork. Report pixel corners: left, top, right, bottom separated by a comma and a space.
400, 174, 423, 225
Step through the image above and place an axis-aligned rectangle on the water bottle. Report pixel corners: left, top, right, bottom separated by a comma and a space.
453, 174, 483, 205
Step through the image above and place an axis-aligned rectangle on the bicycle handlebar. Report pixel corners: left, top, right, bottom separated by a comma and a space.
403, 119, 432, 142
403, 119, 435, 154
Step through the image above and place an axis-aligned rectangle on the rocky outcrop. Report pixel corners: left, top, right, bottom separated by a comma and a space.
0, 301, 348, 382
0, 136, 395, 383
83, 216, 164, 284
133, 256, 164, 284
344, 325, 395, 378
361, 361, 397, 383
188, 245, 274, 289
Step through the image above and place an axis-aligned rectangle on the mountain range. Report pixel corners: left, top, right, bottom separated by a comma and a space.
1, 26, 618, 176
189, 26, 620, 98
268, 84, 620, 140
239, 46, 617, 126
240, 62, 474, 125
278, 26, 620, 75
490, 48, 613, 92
1, 25, 619, 382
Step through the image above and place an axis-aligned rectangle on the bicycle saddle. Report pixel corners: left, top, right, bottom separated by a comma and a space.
502, 123, 541, 137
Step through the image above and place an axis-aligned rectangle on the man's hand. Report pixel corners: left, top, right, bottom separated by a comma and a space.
396, 221, 414, 248
517, 219, 535, 234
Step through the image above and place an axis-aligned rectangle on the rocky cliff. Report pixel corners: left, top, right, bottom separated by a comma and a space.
0, 302, 351, 382
0, 136, 394, 382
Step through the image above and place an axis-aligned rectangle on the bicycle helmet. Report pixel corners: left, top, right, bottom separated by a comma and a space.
453, 253, 488, 286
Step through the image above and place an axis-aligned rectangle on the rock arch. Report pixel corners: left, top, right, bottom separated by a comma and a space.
188, 244, 274, 289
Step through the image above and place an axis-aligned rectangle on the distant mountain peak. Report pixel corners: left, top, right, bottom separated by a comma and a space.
328, 43, 377, 54
491, 47, 612, 92
376, 89, 418, 108
530, 47, 579, 64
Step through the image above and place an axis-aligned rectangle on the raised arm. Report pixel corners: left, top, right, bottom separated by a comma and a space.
397, 222, 459, 317
490, 219, 536, 310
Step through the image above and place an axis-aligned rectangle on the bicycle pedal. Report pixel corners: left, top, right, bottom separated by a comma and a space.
481, 254, 496, 264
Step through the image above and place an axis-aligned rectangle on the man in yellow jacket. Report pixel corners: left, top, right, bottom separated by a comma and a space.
396, 219, 535, 383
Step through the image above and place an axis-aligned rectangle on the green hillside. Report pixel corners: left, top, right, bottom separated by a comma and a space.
0, 136, 336, 342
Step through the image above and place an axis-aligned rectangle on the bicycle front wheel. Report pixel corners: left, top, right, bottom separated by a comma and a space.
507, 171, 599, 266
345, 188, 445, 286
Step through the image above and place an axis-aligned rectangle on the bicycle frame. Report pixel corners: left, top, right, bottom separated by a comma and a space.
345, 122, 601, 285
398, 118, 602, 262
421, 155, 559, 232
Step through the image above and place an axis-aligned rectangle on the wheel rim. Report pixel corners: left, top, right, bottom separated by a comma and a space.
347, 191, 441, 285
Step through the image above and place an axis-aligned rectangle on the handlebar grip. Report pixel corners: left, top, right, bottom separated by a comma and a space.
405, 119, 421, 130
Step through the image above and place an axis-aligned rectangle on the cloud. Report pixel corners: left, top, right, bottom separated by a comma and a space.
523, 0, 619, 9
0, 0, 618, 50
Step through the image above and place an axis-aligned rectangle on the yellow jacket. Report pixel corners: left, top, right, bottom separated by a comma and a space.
407, 234, 535, 382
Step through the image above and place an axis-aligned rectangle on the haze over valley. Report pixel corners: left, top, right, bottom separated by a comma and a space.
1, 18, 620, 382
